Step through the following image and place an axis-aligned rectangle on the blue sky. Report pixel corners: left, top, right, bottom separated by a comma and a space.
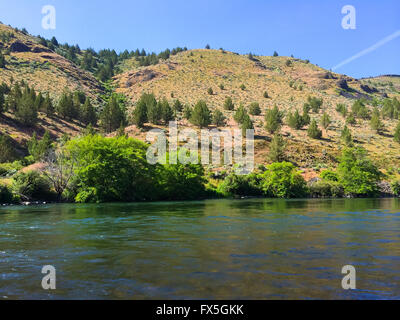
0, 0, 399, 78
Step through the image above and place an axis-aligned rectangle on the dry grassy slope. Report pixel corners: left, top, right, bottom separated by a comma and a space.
115, 49, 400, 171
0, 23, 104, 146
0, 23, 102, 99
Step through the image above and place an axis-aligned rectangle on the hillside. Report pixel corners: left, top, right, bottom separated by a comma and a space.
114, 49, 400, 171
1, 22, 400, 175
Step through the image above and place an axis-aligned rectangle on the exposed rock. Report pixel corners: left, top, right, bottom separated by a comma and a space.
337, 79, 349, 90
125, 69, 163, 87
9, 40, 30, 52
360, 84, 378, 94
31, 45, 52, 53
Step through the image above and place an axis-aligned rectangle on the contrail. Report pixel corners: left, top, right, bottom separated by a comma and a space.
332, 30, 400, 71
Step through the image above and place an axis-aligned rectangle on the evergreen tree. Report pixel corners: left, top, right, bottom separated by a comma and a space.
336, 103, 347, 117
224, 97, 235, 111
268, 133, 286, 162
307, 119, 322, 139
248, 102, 261, 116
100, 96, 126, 133
147, 97, 162, 124
0, 91, 4, 114
190, 100, 211, 128
394, 122, 400, 144
160, 98, 174, 124
42, 93, 54, 116
212, 109, 226, 127
80, 98, 97, 126
234, 104, 247, 124
0, 51, 5, 68
173, 99, 183, 113
287, 110, 304, 130
264, 105, 283, 134
15, 89, 38, 126
0, 134, 17, 163
341, 125, 353, 146
346, 113, 356, 125
241, 114, 254, 135
28, 131, 53, 161
183, 105, 192, 120
321, 112, 331, 130
370, 110, 384, 134
263, 91, 269, 98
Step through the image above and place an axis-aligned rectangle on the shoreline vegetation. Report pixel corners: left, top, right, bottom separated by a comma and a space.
1, 132, 400, 206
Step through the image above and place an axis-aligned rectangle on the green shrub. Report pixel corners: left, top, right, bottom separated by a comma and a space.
0, 184, 13, 203
391, 180, 400, 196
320, 170, 338, 182
190, 100, 211, 128
224, 97, 234, 111
308, 180, 344, 198
337, 147, 382, 197
307, 119, 322, 139
261, 162, 307, 198
217, 173, 263, 197
249, 102, 261, 116
11, 171, 53, 201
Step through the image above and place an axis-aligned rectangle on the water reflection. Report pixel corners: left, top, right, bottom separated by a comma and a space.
0, 198, 399, 299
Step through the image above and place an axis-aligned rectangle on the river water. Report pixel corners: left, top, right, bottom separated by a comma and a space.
0, 198, 399, 299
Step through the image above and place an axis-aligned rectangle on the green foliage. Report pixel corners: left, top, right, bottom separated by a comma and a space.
100, 95, 126, 133
337, 147, 382, 196
287, 110, 305, 130
190, 100, 211, 128
273, 51, 279, 57
307, 119, 322, 139
132, 93, 153, 127
370, 110, 384, 134
159, 98, 174, 124
41, 93, 54, 116
320, 170, 338, 182
352, 100, 370, 119
341, 125, 353, 146
212, 109, 226, 127
304, 96, 323, 113
0, 51, 5, 68
56, 91, 78, 120
391, 180, 400, 196
0, 134, 17, 163
223, 96, 235, 111
264, 105, 283, 134
183, 105, 193, 120
11, 171, 53, 201
28, 131, 53, 162
261, 162, 307, 198
321, 112, 331, 130
234, 104, 247, 124
207, 87, 213, 95
268, 133, 286, 162
217, 173, 263, 197
346, 113, 356, 125
308, 180, 344, 198
66, 135, 157, 202
240, 84, 246, 91
0, 184, 13, 203
394, 121, 400, 143
173, 99, 183, 113
263, 91, 269, 98
248, 102, 261, 116
241, 114, 254, 135
79, 98, 97, 126
336, 103, 347, 117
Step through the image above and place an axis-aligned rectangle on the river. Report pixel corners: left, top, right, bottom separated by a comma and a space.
0, 198, 399, 299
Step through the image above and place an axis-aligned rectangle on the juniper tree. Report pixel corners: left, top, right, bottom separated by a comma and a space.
321, 112, 331, 130
341, 125, 353, 146
190, 100, 211, 128
212, 109, 226, 127
224, 97, 234, 111
241, 114, 254, 135
307, 119, 322, 139
394, 122, 400, 144
268, 133, 286, 162
264, 105, 283, 134
234, 104, 247, 124
248, 102, 261, 116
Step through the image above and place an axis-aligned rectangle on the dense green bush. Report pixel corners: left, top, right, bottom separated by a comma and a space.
224, 97, 234, 111
0, 184, 13, 203
261, 162, 307, 198
391, 180, 400, 196
0, 134, 17, 163
217, 173, 263, 197
307, 119, 322, 139
248, 102, 261, 116
264, 105, 283, 134
337, 147, 382, 197
11, 171, 53, 201
190, 100, 211, 128
308, 180, 344, 198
